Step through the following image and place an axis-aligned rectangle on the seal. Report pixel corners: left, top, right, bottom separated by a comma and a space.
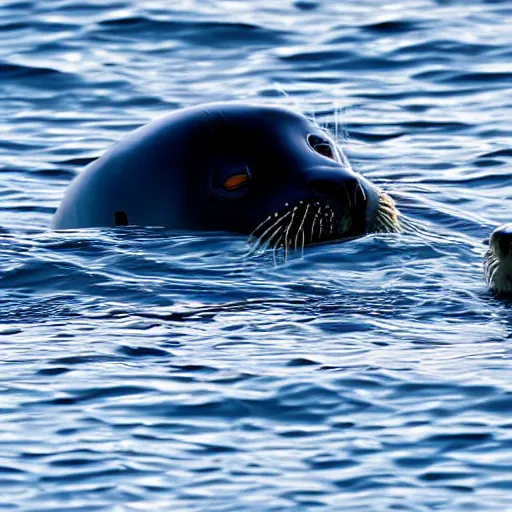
51, 103, 400, 252
484, 223, 512, 294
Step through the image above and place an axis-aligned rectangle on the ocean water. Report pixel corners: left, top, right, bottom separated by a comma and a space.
1, 0, 512, 510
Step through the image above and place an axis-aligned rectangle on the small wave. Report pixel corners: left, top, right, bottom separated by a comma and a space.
393, 39, 496, 56
0, 61, 80, 89
414, 68, 512, 86
362, 19, 421, 34
95, 16, 288, 47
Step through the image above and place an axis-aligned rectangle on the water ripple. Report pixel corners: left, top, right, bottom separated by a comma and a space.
0, 0, 511, 510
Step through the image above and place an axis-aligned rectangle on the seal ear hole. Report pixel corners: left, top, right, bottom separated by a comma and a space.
308, 134, 335, 160
114, 210, 129, 226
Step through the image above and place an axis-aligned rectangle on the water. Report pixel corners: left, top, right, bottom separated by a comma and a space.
1, 0, 512, 510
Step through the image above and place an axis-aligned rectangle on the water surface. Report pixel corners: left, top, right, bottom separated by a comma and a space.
1, 0, 512, 510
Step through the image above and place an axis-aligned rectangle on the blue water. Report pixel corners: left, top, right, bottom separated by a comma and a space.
1, 0, 512, 510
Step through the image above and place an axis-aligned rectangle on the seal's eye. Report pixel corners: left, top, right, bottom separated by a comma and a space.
224, 171, 250, 191
308, 134, 336, 160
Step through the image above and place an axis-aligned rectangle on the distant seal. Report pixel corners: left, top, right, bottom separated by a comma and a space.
484, 223, 512, 294
51, 103, 400, 250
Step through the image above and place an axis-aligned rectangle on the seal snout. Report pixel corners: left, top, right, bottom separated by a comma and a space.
308, 175, 367, 236
248, 168, 372, 258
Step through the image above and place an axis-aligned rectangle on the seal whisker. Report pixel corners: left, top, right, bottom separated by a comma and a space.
374, 197, 401, 233
486, 254, 499, 272
324, 206, 335, 236
311, 206, 320, 243
262, 224, 286, 254
342, 186, 352, 210
258, 211, 290, 241
488, 261, 500, 284
284, 206, 299, 263
374, 192, 401, 233
385, 213, 400, 232
246, 210, 292, 256
376, 214, 396, 233
357, 182, 366, 203
488, 261, 499, 279
397, 215, 425, 235
314, 207, 320, 242
378, 204, 398, 216
249, 214, 273, 242
272, 231, 286, 265
294, 204, 310, 251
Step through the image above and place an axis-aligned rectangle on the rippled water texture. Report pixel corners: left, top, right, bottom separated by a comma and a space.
1, 0, 512, 510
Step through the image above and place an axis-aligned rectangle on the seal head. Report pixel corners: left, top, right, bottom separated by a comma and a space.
51, 103, 399, 248
484, 223, 512, 294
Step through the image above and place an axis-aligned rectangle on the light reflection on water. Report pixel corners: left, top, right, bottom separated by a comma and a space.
1, 0, 511, 510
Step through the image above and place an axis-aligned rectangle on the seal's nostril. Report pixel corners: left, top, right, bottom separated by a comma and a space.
309, 179, 334, 196
309, 177, 360, 209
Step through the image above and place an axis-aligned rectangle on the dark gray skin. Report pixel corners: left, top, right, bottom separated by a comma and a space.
52, 103, 388, 245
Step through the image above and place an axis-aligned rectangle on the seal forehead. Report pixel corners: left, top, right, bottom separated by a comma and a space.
200, 102, 306, 120
187, 103, 316, 166
490, 223, 512, 248
197, 102, 313, 135
492, 223, 512, 237
490, 223, 512, 259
